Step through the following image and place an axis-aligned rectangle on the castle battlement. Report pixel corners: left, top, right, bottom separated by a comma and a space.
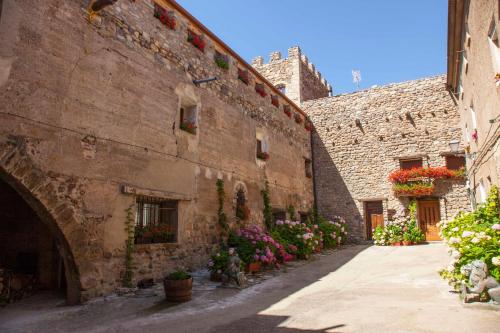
252, 46, 332, 103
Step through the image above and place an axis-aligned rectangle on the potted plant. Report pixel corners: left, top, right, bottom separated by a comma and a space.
163, 270, 193, 302
180, 121, 197, 134
255, 83, 267, 97
402, 233, 412, 246
246, 261, 261, 274
271, 95, 279, 108
187, 30, 205, 52
294, 113, 303, 124
154, 3, 176, 30
256, 151, 269, 161
214, 52, 229, 70
304, 120, 312, 132
283, 105, 292, 118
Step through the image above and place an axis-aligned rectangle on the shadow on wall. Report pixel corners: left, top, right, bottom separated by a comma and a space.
312, 132, 364, 242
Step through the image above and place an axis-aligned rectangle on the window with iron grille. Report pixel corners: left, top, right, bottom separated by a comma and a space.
134, 197, 178, 244
445, 155, 466, 170
400, 158, 423, 170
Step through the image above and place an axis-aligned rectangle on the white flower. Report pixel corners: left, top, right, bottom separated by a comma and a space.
492, 257, 500, 266
471, 237, 480, 244
492, 224, 500, 231
448, 237, 460, 244
451, 250, 461, 260
452, 227, 459, 232
462, 231, 474, 238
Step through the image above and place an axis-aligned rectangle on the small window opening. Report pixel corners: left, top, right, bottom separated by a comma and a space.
305, 158, 313, 178
445, 155, 466, 170
180, 104, 197, 135
400, 158, 423, 170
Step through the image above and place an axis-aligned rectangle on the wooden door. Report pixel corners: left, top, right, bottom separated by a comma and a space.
418, 200, 441, 241
365, 201, 383, 240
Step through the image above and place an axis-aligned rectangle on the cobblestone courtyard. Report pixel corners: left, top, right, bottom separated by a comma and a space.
0, 243, 498, 333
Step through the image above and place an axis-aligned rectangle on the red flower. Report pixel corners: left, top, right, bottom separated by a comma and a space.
255, 83, 267, 97
188, 30, 205, 52
471, 129, 478, 142
388, 166, 463, 184
271, 95, 279, 108
154, 4, 176, 30
238, 68, 249, 84
257, 151, 269, 161
283, 105, 292, 118
304, 121, 312, 131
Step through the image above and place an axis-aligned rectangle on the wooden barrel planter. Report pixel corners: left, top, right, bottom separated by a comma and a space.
163, 276, 193, 302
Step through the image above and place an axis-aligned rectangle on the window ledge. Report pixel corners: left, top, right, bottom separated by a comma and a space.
121, 185, 193, 201
134, 242, 180, 253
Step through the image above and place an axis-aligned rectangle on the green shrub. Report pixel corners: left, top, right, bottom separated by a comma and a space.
167, 270, 191, 280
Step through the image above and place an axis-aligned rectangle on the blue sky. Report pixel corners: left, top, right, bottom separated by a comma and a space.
177, 0, 448, 94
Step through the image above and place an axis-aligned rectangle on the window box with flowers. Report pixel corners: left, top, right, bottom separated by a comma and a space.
271, 95, 279, 108
238, 68, 249, 85
257, 151, 269, 161
214, 51, 229, 70
388, 166, 464, 197
283, 105, 292, 118
187, 30, 205, 52
255, 83, 267, 97
180, 121, 197, 134
154, 3, 176, 30
294, 113, 303, 124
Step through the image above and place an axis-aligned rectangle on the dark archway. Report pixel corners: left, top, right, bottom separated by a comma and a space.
0, 139, 82, 305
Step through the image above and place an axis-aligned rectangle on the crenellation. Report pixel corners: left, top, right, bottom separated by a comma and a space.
287, 46, 301, 58
269, 51, 282, 62
252, 56, 264, 66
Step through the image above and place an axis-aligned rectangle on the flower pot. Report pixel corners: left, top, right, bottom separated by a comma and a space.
163, 276, 193, 302
245, 262, 261, 274
392, 242, 401, 246
402, 241, 411, 246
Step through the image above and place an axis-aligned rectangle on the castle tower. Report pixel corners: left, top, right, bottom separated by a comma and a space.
252, 46, 332, 106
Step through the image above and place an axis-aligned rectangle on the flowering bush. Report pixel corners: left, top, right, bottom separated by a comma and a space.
187, 30, 205, 52
255, 83, 267, 97
283, 105, 292, 118
154, 4, 176, 30
228, 226, 291, 267
439, 186, 500, 289
207, 248, 229, 275
373, 202, 424, 245
272, 220, 319, 259
316, 215, 347, 248
238, 68, 249, 85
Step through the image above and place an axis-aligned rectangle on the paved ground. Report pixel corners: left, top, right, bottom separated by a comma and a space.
0, 243, 499, 333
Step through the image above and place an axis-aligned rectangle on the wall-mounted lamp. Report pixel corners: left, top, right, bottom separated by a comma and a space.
193, 76, 218, 86
449, 139, 460, 152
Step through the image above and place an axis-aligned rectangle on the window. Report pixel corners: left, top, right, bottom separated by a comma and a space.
276, 84, 286, 94
180, 103, 197, 135
299, 212, 310, 224
400, 158, 423, 170
469, 101, 477, 129
256, 133, 269, 161
135, 197, 178, 244
445, 155, 466, 170
305, 158, 312, 178
273, 210, 286, 223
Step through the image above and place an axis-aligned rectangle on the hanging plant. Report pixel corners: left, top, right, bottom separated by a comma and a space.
154, 3, 176, 30
214, 51, 229, 70
255, 83, 267, 97
294, 113, 303, 124
393, 182, 435, 197
187, 30, 205, 52
238, 68, 249, 85
271, 95, 279, 108
283, 105, 292, 118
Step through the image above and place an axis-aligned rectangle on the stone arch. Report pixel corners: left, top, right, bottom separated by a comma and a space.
0, 138, 82, 304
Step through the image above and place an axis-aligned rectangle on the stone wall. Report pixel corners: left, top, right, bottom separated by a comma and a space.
448, 0, 500, 204
0, 0, 313, 302
304, 76, 470, 242
252, 46, 331, 105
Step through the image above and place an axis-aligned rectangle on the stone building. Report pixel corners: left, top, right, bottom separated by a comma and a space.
252, 48, 332, 105
0, 0, 314, 303
447, 0, 500, 206
302, 76, 470, 242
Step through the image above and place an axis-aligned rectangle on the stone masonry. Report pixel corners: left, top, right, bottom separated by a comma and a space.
303, 76, 470, 242
252, 47, 332, 105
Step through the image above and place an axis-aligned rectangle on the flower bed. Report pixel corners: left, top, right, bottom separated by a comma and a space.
373, 201, 424, 246
283, 105, 292, 118
187, 30, 205, 52
238, 68, 249, 85
255, 83, 267, 97
154, 4, 176, 30
438, 186, 500, 290
214, 51, 229, 70
271, 95, 279, 108
294, 113, 303, 124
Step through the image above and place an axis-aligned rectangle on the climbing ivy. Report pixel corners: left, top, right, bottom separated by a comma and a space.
408, 199, 417, 221
287, 205, 297, 221
216, 179, 229, 232
123, 203, 135, 288
261, 180, 274, 230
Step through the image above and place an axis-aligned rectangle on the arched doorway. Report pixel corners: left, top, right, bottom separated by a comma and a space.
0, 177, 67, 302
